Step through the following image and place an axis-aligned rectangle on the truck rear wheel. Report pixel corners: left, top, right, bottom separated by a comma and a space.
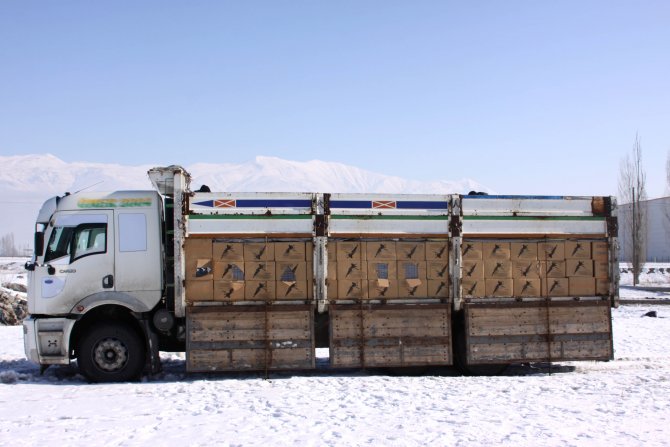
77, 323, 146, 382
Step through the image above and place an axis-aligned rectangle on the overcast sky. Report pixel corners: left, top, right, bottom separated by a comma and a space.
1, 1, 669, 197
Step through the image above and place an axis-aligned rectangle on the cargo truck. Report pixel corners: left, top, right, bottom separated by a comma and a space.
23, 166, 618, 382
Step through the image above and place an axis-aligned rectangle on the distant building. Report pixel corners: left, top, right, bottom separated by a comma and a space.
618, 197, 670, 262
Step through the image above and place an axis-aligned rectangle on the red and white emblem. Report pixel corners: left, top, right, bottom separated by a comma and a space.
372, 201, 397, 209
214, 199, 236, 208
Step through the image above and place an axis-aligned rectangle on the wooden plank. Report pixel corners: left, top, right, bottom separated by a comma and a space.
331, 308, 449, 339
468, 339, 612, 363
464, 301, 612, 363
331, 344, 451, 368
186, 305, 315, 372
329, 304, 452, 368
467, 305, 610, 336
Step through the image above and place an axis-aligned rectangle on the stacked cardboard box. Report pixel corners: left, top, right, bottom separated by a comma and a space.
462, 239, 610, 298
184, 239, 313, 302
328, 239, 450, 301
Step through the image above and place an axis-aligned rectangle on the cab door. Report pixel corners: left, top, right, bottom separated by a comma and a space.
33, 211, 115, 315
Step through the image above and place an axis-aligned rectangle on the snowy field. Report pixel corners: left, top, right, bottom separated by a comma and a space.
1, 259, 670, 446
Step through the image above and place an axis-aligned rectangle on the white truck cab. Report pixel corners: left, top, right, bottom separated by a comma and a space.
23, 191, 164, 380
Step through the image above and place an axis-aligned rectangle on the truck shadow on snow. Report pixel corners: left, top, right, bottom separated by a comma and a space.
0, 357, 575, 385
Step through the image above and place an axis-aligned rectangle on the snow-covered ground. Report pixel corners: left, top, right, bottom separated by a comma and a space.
0, 257, 28, 288
1, 306, 669, 446
2, 258, 670, 446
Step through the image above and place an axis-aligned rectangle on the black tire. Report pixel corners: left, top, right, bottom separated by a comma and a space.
77, 323, 146, 383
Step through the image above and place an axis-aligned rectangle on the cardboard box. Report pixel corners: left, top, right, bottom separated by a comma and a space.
428, 279, 449, 298
366, 241, 397, 261
213, 241, 244, 261
460, 241, 482, 260
427, 261, 450, 280
462, 279, 485, 297
398, 261, 427, 280
245, 262, 275, 281
306, 243, 314, 263
541, 261, 566, 278
214, 261, 246, 281
569, 277, 596, 296
399, 278, 428, 298
367, 261, 398, 281
185, 280, 213, 301
592, 241, 609, 261
275, 242, 307, 261
566, 259, 594, 277
186, 258, 214, 281
426, 240, 450, 261
326, 279, 338, 299
327, 260, 337, 280
538, 242, 565, 261
510, 242, 538, 260
368, 279, 399, 299
276, 280, 309, 300
484, 260, 512, 278
337, 261, 368, 280
594, 260, 609, 279
485, 279, 513, 297
596, 278, 609, 295
307, 275, 314, 299
336, 241, 365, 261
482, 242, 511, 260
243, 243, 275, 261
462, 260, 484, 280
338, 280, 368, 299
276, 262, 308, 282
185, 239, 213, 280
185, 238, 213, 259
213, 281, 245, 301
244, 280, 276, 301
512, 261, 540, 279
514, 279, 541, 297
542, 278, 569, 297
397, 242, 426, 261
566, 241, 592, 259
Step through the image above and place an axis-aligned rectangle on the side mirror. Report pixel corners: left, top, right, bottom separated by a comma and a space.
47, 265, 56, 275
35, 231, 44, 257
24, 261, 35, 272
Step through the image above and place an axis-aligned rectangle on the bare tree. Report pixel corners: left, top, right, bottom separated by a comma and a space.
0, 233, 18, 257
618, 133, 647, 285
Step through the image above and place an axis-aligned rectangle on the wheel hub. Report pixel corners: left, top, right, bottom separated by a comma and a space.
93, 338, 128, 372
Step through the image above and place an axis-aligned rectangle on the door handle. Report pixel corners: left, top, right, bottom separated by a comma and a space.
102, 274, 114, 289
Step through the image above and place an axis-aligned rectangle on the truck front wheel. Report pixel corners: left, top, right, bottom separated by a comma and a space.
77, 323, 146, 382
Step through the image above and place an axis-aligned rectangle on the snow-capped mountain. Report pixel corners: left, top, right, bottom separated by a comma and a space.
0, 154, 491, 249
0, 154, 489, 195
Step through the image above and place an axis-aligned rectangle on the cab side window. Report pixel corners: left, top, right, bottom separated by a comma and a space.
72, 223, 107, 261
44, 227, 75, 262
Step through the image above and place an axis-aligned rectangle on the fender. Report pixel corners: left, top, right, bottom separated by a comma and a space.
70, 291, 156, 315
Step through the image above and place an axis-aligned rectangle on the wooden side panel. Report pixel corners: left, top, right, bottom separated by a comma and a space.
329, 304, 452, 368
464, 300, 612, 364
186, 305, 315, 372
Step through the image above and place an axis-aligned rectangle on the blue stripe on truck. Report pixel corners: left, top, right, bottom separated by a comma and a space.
193, 199, 312, 208
329, 200, 449, 210
236, 199, 312, 208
